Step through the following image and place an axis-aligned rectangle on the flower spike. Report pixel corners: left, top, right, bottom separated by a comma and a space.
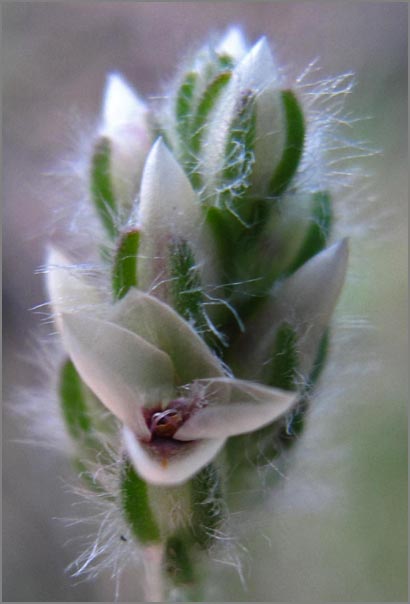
41, 30, 354, 600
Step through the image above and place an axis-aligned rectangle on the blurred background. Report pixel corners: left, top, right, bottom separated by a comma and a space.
3, 2, 407, 601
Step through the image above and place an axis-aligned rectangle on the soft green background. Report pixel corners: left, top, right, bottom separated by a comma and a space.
3, 2, 407, 601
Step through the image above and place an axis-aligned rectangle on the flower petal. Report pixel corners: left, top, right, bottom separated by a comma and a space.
101, 73, 147, 136
216, 27, 247, 61
235, 37, 286, 193
100, 73, 151, 208
174, 377, 297, 440
109, 289, 225, 385
61, 313, 176, 438
201, 37, 285, 199
123, 426, 225, 486
137, 138, 217, 297
237, 239, 349, 380
46, 247, 103, 334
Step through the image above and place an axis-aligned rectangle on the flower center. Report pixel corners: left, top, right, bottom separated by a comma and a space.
150, 408, 184, 438
147, 397, 194, 439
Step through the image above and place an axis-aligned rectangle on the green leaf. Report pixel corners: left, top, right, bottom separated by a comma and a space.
268, 322, 299, 390
204, 206, 237, 306
269, 89, 305, 196
219, 90, 257, 223
280, 330, 329, 444
121, 460, 161, 544
59, 359, 92, 440
165, 534, 195, 586
308, 328, 330, 388
168, 238, 222, 350
191, 71, 232, 156
190, 462, 224, 548
176, 71, 198, 145
287, 191, 333, 274
90, 137, 117, 238
112, 229, 140, 300
168, 239, 204, 329
205, 206, 234, 263
60, 359, 117, 490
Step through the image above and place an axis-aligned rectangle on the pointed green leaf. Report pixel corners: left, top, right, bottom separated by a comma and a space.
205, 206, 235, 264
191, 71, 232, 155
268, 322, 299, 390
168, 238, 205, 332
269, 89, 305, 196
121, 460, 161, 543
176, 71, 198, 144
279, 330, 329, 444
59, 359, 92, 440
308, 328, 330, 389
112, 229, 140, 300
90, 137, 117, 238
287, 191, 333, 274
219, 90, 256, 222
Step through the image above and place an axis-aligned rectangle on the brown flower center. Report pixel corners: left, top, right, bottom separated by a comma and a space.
146, 397, 195, 439
150, 408, 184, 438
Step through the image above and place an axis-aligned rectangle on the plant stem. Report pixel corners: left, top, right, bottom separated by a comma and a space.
142, 544, 165, 602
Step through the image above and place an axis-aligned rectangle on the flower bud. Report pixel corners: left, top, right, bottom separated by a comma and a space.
137, 138, 219, 305
215, 26, 247, 62
235, 239, 349, 382
98, 73, 152, 210
201, 37, 286, 201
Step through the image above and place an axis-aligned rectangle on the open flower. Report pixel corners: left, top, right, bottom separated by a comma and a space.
47, 252, 297, 485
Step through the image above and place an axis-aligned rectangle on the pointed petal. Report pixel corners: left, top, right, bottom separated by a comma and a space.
216, 27, 247, 61
272, 238, 349, 376
123, 426, 224, 486
46, 247, 103, 333
174, 377, 297, 440
235, 37, 279, 90
100, 73, 151, 208
61, 313, 176, 437
201, 38, 285, 198
239, 239, 349, 379
101, 73, 147, 136
137, 138, 217, 296
234, 38, 285, 193
109, 289, 224, 385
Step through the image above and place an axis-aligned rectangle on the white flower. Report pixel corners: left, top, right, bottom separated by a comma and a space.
47, 254, 297, 485
99, 73, 152, 208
